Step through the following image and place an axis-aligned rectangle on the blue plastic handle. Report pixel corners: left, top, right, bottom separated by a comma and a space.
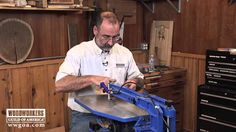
100, 82, 109, 93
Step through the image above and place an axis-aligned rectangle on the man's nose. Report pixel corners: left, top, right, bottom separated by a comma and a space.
107, 38, 113, 45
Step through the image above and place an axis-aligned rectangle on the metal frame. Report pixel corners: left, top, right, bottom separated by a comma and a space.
166, 0, 181, 13
84, 83, 176, 132
228, 0, 236, 5
138, 0, 181, 13
138, 0, 155, 13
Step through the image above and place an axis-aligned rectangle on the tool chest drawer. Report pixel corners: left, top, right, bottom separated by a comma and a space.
143, 67, 186, 132
197, 85, 236, 132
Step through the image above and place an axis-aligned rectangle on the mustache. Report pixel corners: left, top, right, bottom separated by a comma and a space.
104, 44, 112, 48
101, 43, 113, 51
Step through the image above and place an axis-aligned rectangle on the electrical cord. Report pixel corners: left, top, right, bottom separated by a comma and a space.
112, 81, 138, 94
142, 88, 170, 131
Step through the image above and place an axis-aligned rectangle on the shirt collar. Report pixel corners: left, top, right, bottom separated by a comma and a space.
92, 38, 103, 55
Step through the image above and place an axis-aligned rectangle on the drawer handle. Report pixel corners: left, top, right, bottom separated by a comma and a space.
145, 76, 160, 80
145, 83, 160, 91
146, 82, 159, 86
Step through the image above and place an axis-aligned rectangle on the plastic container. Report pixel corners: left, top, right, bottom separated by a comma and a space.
149, 54, 155, 72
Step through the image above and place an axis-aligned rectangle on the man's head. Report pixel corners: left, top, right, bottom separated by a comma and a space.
93, 11, 120, 52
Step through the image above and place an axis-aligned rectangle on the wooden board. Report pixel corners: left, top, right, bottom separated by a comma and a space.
131, 50, 148, 64
149, 21, 174, 66
67, 23, 78, 49
0, 69, 10, 132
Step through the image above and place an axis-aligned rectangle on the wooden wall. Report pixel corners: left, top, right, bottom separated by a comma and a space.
102, 0, 145, 49
0, 10, 89, 59
0, 59, 68, 132
171, 52, 206, 132
1, 0, 235, 57
144, 0, 236, 54
142, 0, 235, 131
91, 0, 236, 53
0, 3, 144, 60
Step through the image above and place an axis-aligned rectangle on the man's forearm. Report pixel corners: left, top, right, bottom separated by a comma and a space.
55, 75, 94, 92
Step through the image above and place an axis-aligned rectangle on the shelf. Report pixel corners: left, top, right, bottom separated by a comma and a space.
0, 6, 94, 12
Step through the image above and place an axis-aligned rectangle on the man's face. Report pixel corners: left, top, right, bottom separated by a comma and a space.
94, 19, 120, 51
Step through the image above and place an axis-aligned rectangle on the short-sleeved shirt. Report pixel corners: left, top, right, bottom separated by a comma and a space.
56, 38, 143, 112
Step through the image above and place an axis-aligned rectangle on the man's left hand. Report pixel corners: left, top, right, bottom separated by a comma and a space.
124, 79, 137, 90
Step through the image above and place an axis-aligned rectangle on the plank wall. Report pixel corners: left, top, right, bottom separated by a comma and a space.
171, 52, 206, 132
0, 11, 89, 60
144, 0, 236, 54
0, 59, 67, 132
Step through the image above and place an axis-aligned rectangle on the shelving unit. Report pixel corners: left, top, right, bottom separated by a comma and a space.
0, 6, 94, 12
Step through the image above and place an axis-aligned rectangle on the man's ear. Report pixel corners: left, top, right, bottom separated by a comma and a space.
93, 26, 98, 36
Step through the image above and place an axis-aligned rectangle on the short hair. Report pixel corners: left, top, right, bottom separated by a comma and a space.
95, 11, 119, 28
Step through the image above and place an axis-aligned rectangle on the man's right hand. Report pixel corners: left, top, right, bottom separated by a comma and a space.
91, 76, 116, 87
55, 75, 116, 92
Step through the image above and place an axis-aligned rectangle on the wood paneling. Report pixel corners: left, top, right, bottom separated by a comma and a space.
131, 50, 148, 64
103, 0, 143, 49
94, 0, 236, 52
1, 0, 235, 58
171, 52, 206, 132
0, 69, 10, 132
47, 64, 65, 129
0, 59, 66, 132
0, 11, 88, 59
107, 0, 137, 24
144, 0, 236, 54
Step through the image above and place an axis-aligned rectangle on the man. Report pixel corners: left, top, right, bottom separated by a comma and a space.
55, 11, 143, 132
